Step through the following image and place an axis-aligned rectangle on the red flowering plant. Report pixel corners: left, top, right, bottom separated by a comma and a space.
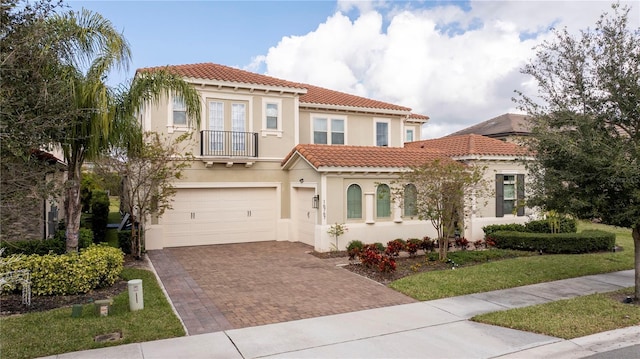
385, 239, 405, 257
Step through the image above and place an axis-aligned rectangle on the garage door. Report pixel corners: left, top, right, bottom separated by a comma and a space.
162, 187, 277, 247
293, 187, 316, 246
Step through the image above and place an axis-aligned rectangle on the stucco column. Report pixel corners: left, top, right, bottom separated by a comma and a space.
365, 192, 375, 224
393, 197, 402, 223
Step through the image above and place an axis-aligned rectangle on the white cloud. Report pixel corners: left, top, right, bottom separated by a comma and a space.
258, 0, 639, 139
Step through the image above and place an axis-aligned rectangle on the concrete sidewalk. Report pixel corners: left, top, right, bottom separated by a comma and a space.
42, 270, 638, 359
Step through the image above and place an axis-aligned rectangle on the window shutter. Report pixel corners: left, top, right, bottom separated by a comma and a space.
496, 174, 504, 217
516, 174, 525, 217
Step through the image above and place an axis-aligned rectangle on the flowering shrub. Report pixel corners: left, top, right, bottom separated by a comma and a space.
359, 244, 396, 273
385, 239, 405, 257
346, 240, 364, 260
485, 236, 497, 248
406, 238, 421, 256
421, 236, 436, 252
473, 239, 484, 249
455, 237, 469, 250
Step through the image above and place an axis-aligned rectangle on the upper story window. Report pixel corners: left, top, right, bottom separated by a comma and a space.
266, 103, 278, 129
172, 96, 187, 126
313, 116, 345, 145
262, 98, 282, 135
404, 184, 417, 217
496, 174, 525, 217
347, 184, 362, 219
376, 184, 391, 218
405, 129, 414, 143
375, 120, 389, 147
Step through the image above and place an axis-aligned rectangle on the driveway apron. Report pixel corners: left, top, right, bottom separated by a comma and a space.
148, 241, 416, 335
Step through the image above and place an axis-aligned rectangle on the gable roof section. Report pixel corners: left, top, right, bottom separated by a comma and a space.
406, 134, 529, 157
447, 113, 531, 138
138, 62, 420, 115
281, 144, 448, 170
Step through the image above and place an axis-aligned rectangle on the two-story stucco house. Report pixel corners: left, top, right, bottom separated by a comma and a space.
138, 63, 533, 252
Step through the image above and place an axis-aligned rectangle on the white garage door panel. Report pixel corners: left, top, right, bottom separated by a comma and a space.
163, 187, 277, 247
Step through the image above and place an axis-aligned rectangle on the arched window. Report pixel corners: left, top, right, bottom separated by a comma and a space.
376, 184, 391, 218
404, 184, 417, 217
347, 184, 362, 219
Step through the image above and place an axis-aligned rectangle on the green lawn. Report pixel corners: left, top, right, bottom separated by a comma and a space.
389, 222, 633, 300
0, 268, 184, 359
473, 287, 639, 339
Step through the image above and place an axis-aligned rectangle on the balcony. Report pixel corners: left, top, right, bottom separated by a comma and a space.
200, 130, 258, 158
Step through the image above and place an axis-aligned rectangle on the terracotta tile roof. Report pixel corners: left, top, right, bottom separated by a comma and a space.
408, 113, 430, 121
137, 62, 412, 112
282, 144, 449, 169
405, 134, 529, 157
448, 113, 531, 138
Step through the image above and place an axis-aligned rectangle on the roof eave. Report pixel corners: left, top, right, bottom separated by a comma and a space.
183, 77, 308, 95
452, 155, 535, 161
299, 103, 411, 116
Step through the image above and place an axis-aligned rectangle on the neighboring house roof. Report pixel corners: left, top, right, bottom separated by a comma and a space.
138, 62, 424, 117
281, 144, 449, 170
405, 134, 529, 157
447, 113, 531, 138
30, 149, 65, 167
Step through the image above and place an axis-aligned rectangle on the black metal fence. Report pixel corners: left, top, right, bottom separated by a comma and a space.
200, 130, 258, 157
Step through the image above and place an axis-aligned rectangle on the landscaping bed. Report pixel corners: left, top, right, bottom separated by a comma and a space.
0, 255, 146, 316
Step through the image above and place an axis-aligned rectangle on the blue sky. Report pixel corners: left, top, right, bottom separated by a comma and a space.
68, 0, 639, 138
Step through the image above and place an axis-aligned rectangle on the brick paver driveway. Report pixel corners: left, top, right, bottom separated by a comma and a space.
148, 241, 416, 335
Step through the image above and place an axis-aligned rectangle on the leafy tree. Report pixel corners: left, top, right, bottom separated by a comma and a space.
0, 0, 75, 239
26, 7, 202, 252
391, 159, 488, 261
95, 132, 194, 258
516, 4, 640, 298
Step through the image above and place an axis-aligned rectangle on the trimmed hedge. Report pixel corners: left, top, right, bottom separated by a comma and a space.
1, 228, 94, 256
490, 230, 615, 254
525, 217, 577, 233
483, 223, 527, 238
0, 245, 124, 295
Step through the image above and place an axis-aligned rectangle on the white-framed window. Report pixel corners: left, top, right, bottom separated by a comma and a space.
312, 115, 345, 145
208, 101, 224, 152
231, 103, 246, 151
347, 184, 362, 219
172, 95, 187, 127
262, 98, 282, 134
404, 184, 417, 217
376, 184, 391, 218
375, 119, 390, 147
496, 174, 525, 217
405, 128, 414, 143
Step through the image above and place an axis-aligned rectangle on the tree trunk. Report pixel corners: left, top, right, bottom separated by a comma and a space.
633, 225, 639, 300
64, 160, 82, 253
438, 237, 448, 261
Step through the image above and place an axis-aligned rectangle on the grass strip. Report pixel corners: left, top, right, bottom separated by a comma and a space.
389, 222, 633, 301
472, 287, 640, 339
0, 268, 184, 359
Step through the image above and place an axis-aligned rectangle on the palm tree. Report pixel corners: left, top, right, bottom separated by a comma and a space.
49, 9, 201, 252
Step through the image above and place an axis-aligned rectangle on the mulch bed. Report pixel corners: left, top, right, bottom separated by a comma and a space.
0, 255, 147, 316
343, 255, 452, 285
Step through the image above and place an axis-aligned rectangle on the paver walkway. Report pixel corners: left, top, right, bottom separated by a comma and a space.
147, 241, 415, 335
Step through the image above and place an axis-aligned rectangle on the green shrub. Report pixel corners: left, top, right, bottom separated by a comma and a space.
483, 223, 528, 238
373, 242, 385, 252
491, 230, 615, 254
448, 249, 524, 265
118, 230, 131, 254
0, 238, 65, 256
525, 217, 577, 233
0, 245, 124, 296
90, 190, 110, 243
346, 240, 364, 260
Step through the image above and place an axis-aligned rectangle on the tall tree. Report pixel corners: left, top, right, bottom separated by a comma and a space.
6, 5, 202, 252
516, 4, 640, 298
391, 159, 488, 260
1, 0, 75, 239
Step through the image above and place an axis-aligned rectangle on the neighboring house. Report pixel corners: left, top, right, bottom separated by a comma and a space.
138, 63, 532, 252
0, 150, 65, 241
447, 113, 532, 144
